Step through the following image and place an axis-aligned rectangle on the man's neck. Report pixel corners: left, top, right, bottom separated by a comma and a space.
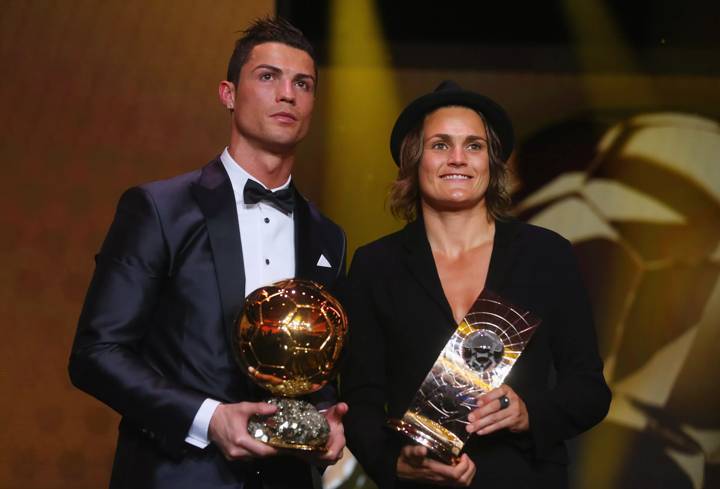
227, 137, 295, 189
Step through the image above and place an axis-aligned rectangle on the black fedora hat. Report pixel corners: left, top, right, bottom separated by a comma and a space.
389, 80, 514, 165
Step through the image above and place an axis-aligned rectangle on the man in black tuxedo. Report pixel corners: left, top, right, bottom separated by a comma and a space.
69, 18, 348, 489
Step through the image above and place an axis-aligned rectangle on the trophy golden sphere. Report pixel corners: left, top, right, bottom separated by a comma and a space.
235, 279, 348, 397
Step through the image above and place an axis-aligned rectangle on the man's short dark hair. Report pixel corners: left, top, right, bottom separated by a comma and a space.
226, 17, 316, 85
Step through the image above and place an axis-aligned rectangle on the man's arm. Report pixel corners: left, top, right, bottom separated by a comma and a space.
68, 187, 208, 456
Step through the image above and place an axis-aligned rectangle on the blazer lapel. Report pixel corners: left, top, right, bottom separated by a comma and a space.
485, 218, 522, 293
191, 158, 246, 346
401, 218, 456, 327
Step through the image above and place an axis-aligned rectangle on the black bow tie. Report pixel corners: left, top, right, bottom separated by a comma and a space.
243, 179, 295, 214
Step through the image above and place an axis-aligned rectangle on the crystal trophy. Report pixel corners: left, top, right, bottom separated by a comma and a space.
387, 290, 540, 462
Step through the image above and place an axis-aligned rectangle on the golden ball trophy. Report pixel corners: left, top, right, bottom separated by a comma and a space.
235, 279, 347, 451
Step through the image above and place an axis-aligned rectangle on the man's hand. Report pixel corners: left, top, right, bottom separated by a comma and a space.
466, 384, 529, 435
396, 445, 476, 486
290, 402, 348, 466
317, 402, 348, 465
208, 402, 279, 461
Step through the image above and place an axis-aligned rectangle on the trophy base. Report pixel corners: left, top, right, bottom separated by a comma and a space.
387, 417, 461, 464
248, 398, 329, 452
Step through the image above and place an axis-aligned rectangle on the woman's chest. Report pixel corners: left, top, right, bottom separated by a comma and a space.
376, 260, 558, 367
434, 245, 493, 324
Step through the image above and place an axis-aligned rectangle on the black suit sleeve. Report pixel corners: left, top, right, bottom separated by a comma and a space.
341, 247, 402, 489
523, 238, 611, 457
68, 187, 206, 457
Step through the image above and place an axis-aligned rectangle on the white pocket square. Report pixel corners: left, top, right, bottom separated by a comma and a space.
316, 254, 332, 268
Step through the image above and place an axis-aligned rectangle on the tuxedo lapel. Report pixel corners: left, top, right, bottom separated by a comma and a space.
191, 159, 246, 346
401, 219, 456, 327
293, 188, 335, 285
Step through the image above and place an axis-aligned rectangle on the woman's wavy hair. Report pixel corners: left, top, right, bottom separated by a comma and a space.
388, 108, 511, 222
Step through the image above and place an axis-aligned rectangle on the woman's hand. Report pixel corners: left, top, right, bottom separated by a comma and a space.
396, 445, 476, 487
466, 384, 529, 435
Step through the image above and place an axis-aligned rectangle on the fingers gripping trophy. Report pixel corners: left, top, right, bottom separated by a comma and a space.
234, 279, 348, 451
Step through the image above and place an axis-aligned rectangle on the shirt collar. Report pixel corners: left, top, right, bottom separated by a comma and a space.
220, 147, 292, 205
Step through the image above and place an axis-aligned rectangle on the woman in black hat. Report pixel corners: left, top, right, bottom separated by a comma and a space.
341, 81, 610, 488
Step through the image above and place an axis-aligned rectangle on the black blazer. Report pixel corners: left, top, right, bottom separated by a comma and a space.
341, 217, 610, 489
69, 158, 346, 489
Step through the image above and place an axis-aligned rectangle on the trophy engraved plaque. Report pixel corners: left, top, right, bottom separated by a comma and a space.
388, 290, 540, 462
235, 279, 348, 451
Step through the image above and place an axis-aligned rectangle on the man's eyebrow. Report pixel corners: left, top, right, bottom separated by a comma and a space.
252, 64, 316, 83
294, 72, 316, 83
252, 64, 282, 73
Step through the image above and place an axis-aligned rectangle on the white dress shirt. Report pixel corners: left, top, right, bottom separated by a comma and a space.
185, 148, 296, 448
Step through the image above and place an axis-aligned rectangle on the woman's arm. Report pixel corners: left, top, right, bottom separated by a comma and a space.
340, 247, 403, 488
523, 238, 612, 454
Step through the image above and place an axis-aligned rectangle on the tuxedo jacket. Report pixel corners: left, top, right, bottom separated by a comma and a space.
69, 158, 346, 489
341, 217, 610, 489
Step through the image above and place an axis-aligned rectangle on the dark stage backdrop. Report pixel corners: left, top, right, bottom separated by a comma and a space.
2, 1, 719, 489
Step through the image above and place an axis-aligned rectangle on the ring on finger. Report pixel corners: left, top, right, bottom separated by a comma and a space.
498, 395, 510, 410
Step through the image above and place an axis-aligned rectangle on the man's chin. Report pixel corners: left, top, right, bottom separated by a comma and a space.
246, 131, 303, 155
267, 138, 301, 154
267, 127, 309, 149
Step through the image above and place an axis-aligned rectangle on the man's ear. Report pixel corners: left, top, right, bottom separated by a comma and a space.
218, 81, 235, 111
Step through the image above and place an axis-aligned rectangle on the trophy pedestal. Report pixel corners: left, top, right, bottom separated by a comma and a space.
388, 416, 461, 463
248, 398, 329, 451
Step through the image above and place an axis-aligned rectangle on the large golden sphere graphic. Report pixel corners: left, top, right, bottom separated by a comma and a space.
236, 279, 348, 397
516, 113, 720, 488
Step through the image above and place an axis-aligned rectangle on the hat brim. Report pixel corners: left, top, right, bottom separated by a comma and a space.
390, 90, 514, 165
